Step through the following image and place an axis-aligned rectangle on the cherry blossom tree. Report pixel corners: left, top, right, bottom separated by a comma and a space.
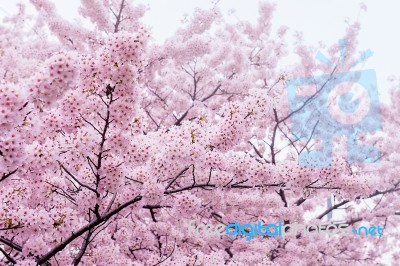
0, 0, 399, 265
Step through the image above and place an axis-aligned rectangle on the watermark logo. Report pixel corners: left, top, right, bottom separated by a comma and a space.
286, 39, 382, 168
225, 221, 281, 240
188, 220, 384, 241
352, 225, 384, 236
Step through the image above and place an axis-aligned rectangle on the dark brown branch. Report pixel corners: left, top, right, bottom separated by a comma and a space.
72, 229, 93, 266
125, 176, 143, 184
153, 239, 176, 266
265, 68, 337, 163
341, 217, 363, 227
0, 246, 16, 264
174, 109, 190, 126
316, 181, 400, 220
248, 141, 270, 163
142, 205, 172, 209
298, 120, 320, 154
146, 85, 169, 105
58, 162, 99, 197
93, 88, 115, 191
45, 181, 77, 205
0, 237, 22, 252
1, 169, 18, 182
269, 108, 279, 164
192, 74, 200, 100
113, 0, 126, 33
295, 197, 306, 206
164, 184, 215, 195
279, 65, 337, 124
149, 208, 157, 222
165, 166, 191, 190
80, 114, 102, 135
317, 200, 349, 219
231, 179, 250, 188
201, 84, 221, 102
143, 205, 172, 222
105, 193, 117, 213
277, 189, 288, 207
18, 101, 28, 111
36, 195, 142, 265
145, 109, 160, 130
225, 247, 233, 258
266, 77, 282, 94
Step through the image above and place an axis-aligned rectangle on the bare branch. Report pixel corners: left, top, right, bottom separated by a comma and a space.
0, 246, 16, 264
0, 236, 22, 252
164, 183, 215, 195
201, 84, 221, 102
113, 0, 126, 33
58, 162, 99, 197
1, 169, 18, 182
317, 200, 349, 220
36, 195, 142, 265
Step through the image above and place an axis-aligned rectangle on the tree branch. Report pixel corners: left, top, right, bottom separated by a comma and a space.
36, 195, 142, 265
113, 0, 126, 33
0, 236, 22, 252
1, 169, 18, 182
0, 246, 16, 264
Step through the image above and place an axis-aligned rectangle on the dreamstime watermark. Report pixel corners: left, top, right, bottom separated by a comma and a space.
188, 220, 384, 241
286, 39, 382, 168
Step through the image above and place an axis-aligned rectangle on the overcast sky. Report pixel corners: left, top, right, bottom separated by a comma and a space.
1, 0, 399, 102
